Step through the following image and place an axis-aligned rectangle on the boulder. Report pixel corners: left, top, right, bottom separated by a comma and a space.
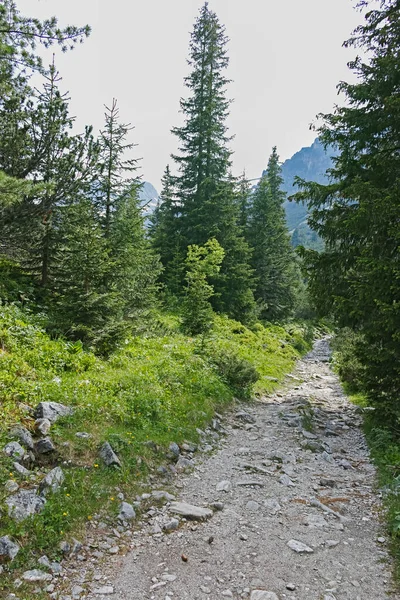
34, 402, 73, 423
168, 442, 180, 460
39, 467, 64, 496
99, 442, 121, 467
10, 426, 34, 451
118, 502, 136, 522
0, 536, 20, 561
35, 437, 55, 454
5, 489, 46, 522
3, 441, 25, 461
13, 462, 31, 477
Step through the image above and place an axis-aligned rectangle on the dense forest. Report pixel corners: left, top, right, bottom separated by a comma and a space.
1, 0, 400, 588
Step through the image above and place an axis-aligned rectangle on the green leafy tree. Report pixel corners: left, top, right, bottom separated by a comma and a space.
248, 148, 299, 321
170, 3, 255, 321
182, 238, 225, 335
293, 0, 400, 419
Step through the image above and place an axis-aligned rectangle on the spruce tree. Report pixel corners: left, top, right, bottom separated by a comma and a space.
293, 0, 400, 419
149, 165, 185, 295
249, 148, 298, 322
95, 98, 139, 239
170, 3, 255, 321
110, 184, 161, 326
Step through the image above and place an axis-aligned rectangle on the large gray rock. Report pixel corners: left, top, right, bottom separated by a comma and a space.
34, 402, 73, 423
4, 441, 25, 460
168, 442, 180, 460
99, 442, 121, 467
35, 437, 55, 454
10, 426, 34, 451
0, 536, 20, 561
22, 569, 52, 582
13, 462, 31, 477
118, 502, 136, 522
39, 467, 64, 496
5, 489, 46, 522
216, 480, 232, 492
169, 501, 213, 521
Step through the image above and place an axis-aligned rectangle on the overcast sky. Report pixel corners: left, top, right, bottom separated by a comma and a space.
19, 0, 363, 192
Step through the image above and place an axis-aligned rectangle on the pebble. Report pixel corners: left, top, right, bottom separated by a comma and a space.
245, 500, 260, 512
93, 586, 114, 595
250, 592, 279, 600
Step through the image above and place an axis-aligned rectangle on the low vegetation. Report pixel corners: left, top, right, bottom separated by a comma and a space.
0, 302, 313, 595
331, 330, 400, 581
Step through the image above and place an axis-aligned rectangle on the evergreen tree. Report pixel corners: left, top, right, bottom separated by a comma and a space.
294, 0, 400, 419
249, 148, 298, 321
237, 171, 251, 230
51, 198, 122, 353
94, 98, 139, 239
110, 184, 161, 326
149, 165, 185, 295
0, 63, 97, 285
170, 3, 255, 321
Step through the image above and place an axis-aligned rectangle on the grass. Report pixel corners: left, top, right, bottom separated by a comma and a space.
0, 303, 313, 596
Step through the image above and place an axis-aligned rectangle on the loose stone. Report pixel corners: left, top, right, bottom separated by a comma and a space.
287, 539, 314, 553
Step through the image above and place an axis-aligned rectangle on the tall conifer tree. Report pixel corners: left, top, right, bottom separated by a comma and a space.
169, 3, 255, 321
248, 148, 298, 321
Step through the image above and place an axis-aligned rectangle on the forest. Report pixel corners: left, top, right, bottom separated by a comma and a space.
0, 0, 400, 592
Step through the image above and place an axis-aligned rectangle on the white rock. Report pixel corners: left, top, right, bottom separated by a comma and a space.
216, 480, 232, 492
22, 569, 52, 582
6, 490, 46, 522
93, 586, 114, 595
169, 501, 213, 521
118, 502, 136, 521
245, 500, 260, 512
250, 592, 279, 600
287, 539, 314, 553
279, 474, 295, 487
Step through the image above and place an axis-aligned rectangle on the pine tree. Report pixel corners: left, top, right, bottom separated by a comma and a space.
249, 148, 298, 321
170, 3, 256, 321
293, 0, 400, 419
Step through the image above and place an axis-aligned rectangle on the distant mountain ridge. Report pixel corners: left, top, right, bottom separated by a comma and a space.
280, 138, 336, 232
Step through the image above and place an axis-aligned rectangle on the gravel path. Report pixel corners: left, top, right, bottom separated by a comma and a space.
83, 339, 395, 600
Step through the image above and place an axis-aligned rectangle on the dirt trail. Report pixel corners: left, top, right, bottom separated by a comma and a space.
85, 339, 395, 600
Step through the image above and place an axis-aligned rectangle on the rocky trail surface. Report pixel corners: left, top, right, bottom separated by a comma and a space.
57, 339, 395, 600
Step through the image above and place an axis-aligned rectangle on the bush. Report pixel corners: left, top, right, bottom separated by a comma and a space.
212, 350, 259, 398
331, 328, 366, 393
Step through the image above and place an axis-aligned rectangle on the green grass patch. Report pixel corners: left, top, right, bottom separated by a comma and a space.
0, 303, 312, 595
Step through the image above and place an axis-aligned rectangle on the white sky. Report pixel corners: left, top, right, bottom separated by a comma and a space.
19, 0, 363, 192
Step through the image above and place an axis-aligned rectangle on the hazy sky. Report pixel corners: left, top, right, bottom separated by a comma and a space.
19, 0, 363, 192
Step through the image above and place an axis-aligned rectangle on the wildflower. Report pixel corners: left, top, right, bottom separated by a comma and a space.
9, 472, 13, 477
62, 512, 68, 516
87, 515, 92, 520
94, 464, 99, 468
110, 497, 114, 501
66, 493, 70, 497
